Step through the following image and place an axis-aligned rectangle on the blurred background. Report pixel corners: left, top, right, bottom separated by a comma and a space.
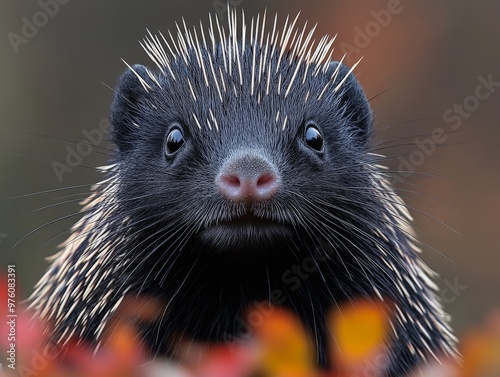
0, 0, 499, 370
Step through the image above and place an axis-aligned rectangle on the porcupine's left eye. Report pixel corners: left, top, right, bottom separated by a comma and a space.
304, 122, 324, 152
165, 127, 185, 155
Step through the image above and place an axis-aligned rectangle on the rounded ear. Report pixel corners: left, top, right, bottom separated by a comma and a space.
329, 61, 373, 149
110, 64, 151, 153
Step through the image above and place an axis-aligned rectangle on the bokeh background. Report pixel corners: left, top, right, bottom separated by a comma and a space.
1, 0, 499, 362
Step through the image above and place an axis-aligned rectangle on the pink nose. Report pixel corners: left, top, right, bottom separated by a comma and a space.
216, 153, 280, 202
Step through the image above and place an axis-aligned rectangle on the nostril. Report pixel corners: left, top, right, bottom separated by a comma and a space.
256, 173, 274, 188
255, 172, 279, 200
221, 175, 241, 188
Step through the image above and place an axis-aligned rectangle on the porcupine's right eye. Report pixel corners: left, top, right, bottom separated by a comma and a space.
165, 127, 185, 155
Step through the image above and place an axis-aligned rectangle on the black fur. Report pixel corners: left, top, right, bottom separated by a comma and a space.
34, 36, 455, 376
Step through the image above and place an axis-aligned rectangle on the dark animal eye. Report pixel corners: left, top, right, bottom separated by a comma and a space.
165, 128, 185, 155
304, 124, 324, 152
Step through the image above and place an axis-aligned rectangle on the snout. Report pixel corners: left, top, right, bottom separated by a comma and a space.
216, 150, 281, 202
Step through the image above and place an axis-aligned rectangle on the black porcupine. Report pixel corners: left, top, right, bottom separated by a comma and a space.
30, 9, 457, 376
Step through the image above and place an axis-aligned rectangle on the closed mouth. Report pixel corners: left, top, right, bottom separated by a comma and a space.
214, 213, 281, 228
198, 212, 293, 251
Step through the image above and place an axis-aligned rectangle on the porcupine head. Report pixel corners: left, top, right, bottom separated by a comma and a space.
31, 9, 457, 376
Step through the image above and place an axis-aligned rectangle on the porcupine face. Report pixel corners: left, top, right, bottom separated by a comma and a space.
29, 13, 457, 374
110, 36, 374, 260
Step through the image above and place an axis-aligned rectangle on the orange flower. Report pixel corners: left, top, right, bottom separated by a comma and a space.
329, 300, 390, 376
460, 311, 500, 376
251, 305, 317, 377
